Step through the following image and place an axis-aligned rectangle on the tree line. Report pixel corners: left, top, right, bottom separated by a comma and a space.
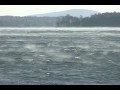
56, 12, 120, 27
0, 16, 57, 27
0, 12, 120, 27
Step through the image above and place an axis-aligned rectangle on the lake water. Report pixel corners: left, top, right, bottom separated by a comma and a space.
0, 27, 120, 85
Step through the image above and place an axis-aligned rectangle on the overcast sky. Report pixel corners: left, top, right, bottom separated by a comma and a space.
0, 5, 120, 16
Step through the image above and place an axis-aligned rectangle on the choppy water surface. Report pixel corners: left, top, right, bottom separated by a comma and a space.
0, 27, 120, 85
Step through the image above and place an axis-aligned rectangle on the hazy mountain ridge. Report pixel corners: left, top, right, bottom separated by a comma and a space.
30, 9, 99, 17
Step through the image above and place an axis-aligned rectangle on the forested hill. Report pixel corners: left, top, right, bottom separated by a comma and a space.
56, 12, 120, 27
81, 12, 120, 27
0, 12, 120, 27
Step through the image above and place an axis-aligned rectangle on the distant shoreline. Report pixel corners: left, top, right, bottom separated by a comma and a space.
0, 27, 120, 31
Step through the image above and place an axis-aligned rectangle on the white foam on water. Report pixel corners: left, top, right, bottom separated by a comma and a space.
1, 57, 15, 62
81, 60, 94, 64
87, 53, 94, 56
22, 57, 34, 62
78, 45, 90, 49
39, 55, 45, 57
74, 57, 81, 59
64, 49, 70, 51
108, 59, 120, 66
102, 32, 120, 36
24, 44, 37, 52
45, 49, 72, 61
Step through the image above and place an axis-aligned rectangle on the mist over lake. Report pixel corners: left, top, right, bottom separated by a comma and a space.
0, 27, 120, 85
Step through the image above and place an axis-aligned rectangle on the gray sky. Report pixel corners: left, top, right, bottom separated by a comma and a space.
0, 5, 120, 16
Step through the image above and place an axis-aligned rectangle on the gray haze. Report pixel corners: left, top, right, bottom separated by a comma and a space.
0, 5, 120, 16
